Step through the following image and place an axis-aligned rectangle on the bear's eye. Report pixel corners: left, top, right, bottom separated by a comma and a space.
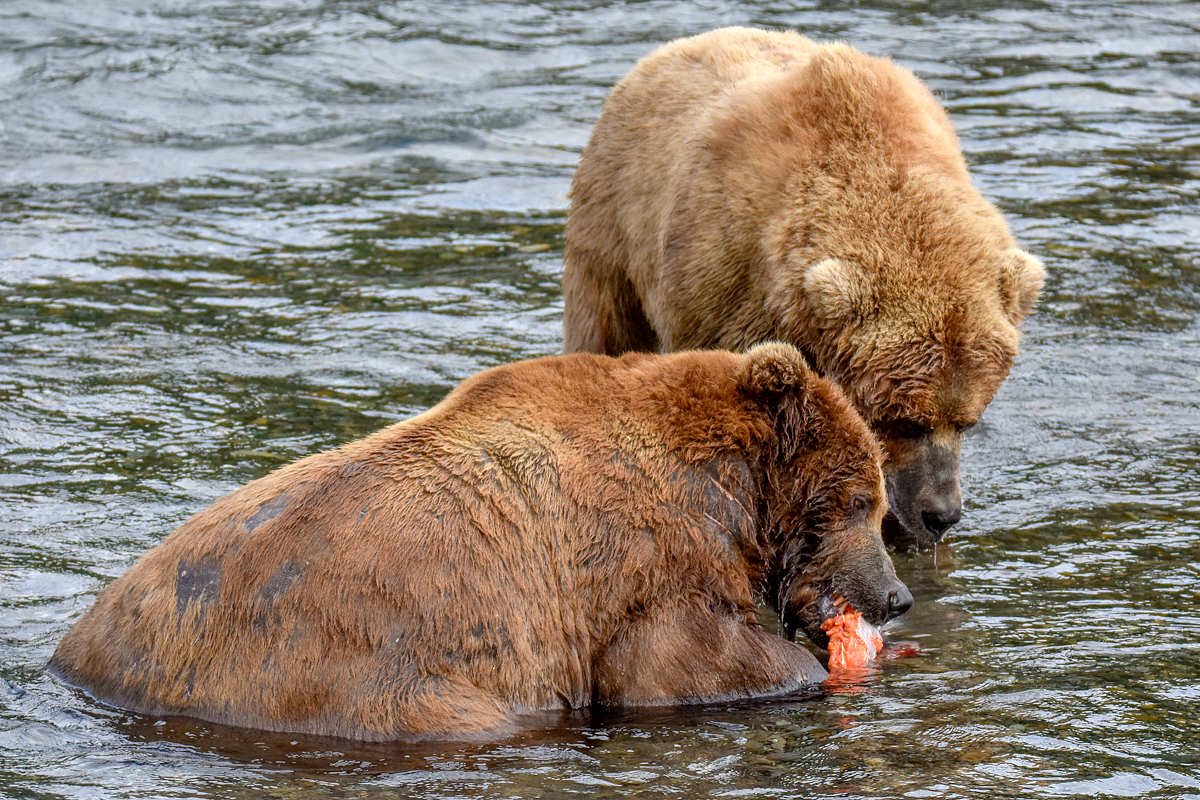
851, 495, 870, 514
889, 420, 931, 440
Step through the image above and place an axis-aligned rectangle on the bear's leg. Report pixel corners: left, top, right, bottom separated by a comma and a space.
592, 603, 827, 705
562, 255, 658, 355
375, 673, 522, 741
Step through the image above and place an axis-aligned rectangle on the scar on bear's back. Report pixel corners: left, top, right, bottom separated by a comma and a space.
175, 556, 220, 618
245, 490, 292, 533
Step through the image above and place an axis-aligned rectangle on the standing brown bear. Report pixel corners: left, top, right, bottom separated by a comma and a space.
563, 27, 1044, 548
50, 344, 911, 742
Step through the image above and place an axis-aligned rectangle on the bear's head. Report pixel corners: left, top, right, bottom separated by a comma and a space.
771, 158, 1044, 549
750, 49, 1045, 548
738, 342, 913, 648
797, 248, 1043, 550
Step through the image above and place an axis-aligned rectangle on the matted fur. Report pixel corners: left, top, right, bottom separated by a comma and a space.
50, 344, 908, 741
563, 27, 1044, 547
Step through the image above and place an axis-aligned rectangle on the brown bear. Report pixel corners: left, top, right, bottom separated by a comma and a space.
49, 343, 911, 742
562, 27, 1044, 548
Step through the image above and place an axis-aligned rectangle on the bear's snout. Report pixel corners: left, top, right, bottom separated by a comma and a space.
885, 581, 914, 622
885, 434, 963, 547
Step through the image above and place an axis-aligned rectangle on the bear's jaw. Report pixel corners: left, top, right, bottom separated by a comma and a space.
780, 566, 906, 650
880, 430, 962, 548
777, 576, 840, 648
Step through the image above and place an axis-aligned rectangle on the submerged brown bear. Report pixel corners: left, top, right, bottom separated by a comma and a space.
563, 27, 1045, 547
50, 344, 912, 741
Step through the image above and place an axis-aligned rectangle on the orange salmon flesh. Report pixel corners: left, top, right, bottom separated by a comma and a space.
821, 607, 883, 670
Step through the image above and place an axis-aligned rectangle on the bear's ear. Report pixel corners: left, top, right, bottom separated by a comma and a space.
739, 342, 811, 396
802, 258, 869, 321
997, 249, 1045, 324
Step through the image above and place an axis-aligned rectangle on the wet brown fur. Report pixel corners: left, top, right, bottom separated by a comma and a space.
562, 27, 1044, 546
50, 344, 905, 742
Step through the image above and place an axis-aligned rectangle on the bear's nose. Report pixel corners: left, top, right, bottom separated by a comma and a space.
921, 505, 961, 539
886, 584, 914, 621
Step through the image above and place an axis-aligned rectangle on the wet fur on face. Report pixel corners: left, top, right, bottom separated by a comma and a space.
761, 380, 908, 647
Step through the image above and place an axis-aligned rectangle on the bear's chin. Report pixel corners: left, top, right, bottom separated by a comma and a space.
882, 514, 932, 552
779, 583, 839, 650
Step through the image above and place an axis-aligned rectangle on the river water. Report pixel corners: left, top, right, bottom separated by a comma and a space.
1, 1, 1198, 798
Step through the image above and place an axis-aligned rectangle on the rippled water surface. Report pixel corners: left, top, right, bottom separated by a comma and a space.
2, 1, 1199, 798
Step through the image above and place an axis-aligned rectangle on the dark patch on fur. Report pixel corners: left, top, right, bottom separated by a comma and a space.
175, 556, 221, 619
260, 559, 305, 606
252, 559, 306, 632
246, 492, 291, 533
